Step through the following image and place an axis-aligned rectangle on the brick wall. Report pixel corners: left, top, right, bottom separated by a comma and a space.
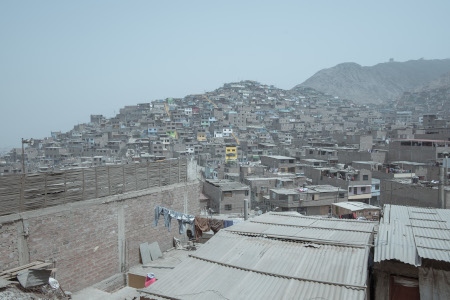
0, 181, 201, 292
380, 180, 444, 208
0, 220, 20, 271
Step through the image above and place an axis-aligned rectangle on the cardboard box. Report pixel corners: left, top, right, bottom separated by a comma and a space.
128, 273, 146, 289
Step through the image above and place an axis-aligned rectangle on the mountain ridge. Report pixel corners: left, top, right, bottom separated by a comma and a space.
295, 58, 450, 103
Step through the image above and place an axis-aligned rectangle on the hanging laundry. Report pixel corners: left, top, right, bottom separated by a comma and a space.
209, 219, 224, 234
154, 205, 195, 234
223, 220, 234, 228
232, 219, 243, 226
195, 216, 211, 239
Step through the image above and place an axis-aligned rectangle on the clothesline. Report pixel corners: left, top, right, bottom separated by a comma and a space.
154, 206, 195, 234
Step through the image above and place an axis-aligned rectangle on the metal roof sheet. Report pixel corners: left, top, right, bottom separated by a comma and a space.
332, 201, 381, 211
412, 226, 450, 240
417, 247, 450, 263
142, 258, 366, 300
410, 219, 449, 229
415, 236, 450, 251
375, 205, 450, 265
141, 212, 374, 300
250, 213, 317, 227
374, 222, 421, 266
193, 231, 369, 287
253, 212, 376, 233
227, 220, 373, 246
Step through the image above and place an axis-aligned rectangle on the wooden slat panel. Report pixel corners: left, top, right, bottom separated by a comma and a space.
0, 159, 187, 215
123, 164, 137, 192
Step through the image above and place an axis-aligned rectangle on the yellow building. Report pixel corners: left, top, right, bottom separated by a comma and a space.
197, 132, 207, 142
225, 145, 238, 161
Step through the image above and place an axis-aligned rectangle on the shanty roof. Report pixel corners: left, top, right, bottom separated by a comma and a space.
229, 213, 374, 246
375, 205, 450, 266
141, 212, 376, 300
332, 201, 381, 212
262, 155, 295, 159
205, 179, 249, 191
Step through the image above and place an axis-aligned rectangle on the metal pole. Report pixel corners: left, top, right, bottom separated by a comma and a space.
440, 166, 445, 209
21, 138, 25, 174
445, 155, 449, 209
390, 181, 393, 205
445, 154, 449, 186
244, 199, 248, 221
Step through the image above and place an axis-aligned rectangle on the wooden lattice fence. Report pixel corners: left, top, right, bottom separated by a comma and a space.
0, 159, 187, 216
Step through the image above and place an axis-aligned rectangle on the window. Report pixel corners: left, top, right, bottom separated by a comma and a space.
224, 204, 232, 211
375, 184, 380, 190
245, 190, 249, 196
349, 187, 352, 192
361, 187, 366, 193
223, 191, 232, 197
279, 194, 288, 200
363, 175, 369, 181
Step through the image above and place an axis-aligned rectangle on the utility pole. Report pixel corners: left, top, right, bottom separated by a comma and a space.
444, 153, 449, 209
21, 138, 33, 174
444, 153, 449, 186
21, 138, 25, 175
439, 165, 445, 209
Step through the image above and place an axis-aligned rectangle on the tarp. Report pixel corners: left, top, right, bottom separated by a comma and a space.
419, 268, 450, 300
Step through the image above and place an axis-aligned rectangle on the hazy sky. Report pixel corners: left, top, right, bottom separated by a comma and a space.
1, 1, 449, 149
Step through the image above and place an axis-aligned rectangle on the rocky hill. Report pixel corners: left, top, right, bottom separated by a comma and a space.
295, 59, 450, 104
396, 72, 450, 114
413, 71, 450, 92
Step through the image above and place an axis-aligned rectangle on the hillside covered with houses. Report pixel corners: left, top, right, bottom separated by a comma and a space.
2, 79, 450, 214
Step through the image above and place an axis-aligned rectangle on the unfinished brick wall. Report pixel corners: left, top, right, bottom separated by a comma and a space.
0, 220, 20, 271
0, 181, 201, 292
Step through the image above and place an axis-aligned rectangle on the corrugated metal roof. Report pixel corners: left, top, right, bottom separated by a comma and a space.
255, 212, 376, 233
375, 204, 450, 266
227, 220, 373, 246
141, 212, 374, 300
192, 231, 369, 287
247, 213, 374, 246
142, 258, 366, 300
375, 222, 421, 266
333, 201, 381, 211
410, 219, 448, 229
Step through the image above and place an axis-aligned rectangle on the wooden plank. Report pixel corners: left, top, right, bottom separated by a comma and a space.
0, 261, 44, 276
29, 262, 53, 270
